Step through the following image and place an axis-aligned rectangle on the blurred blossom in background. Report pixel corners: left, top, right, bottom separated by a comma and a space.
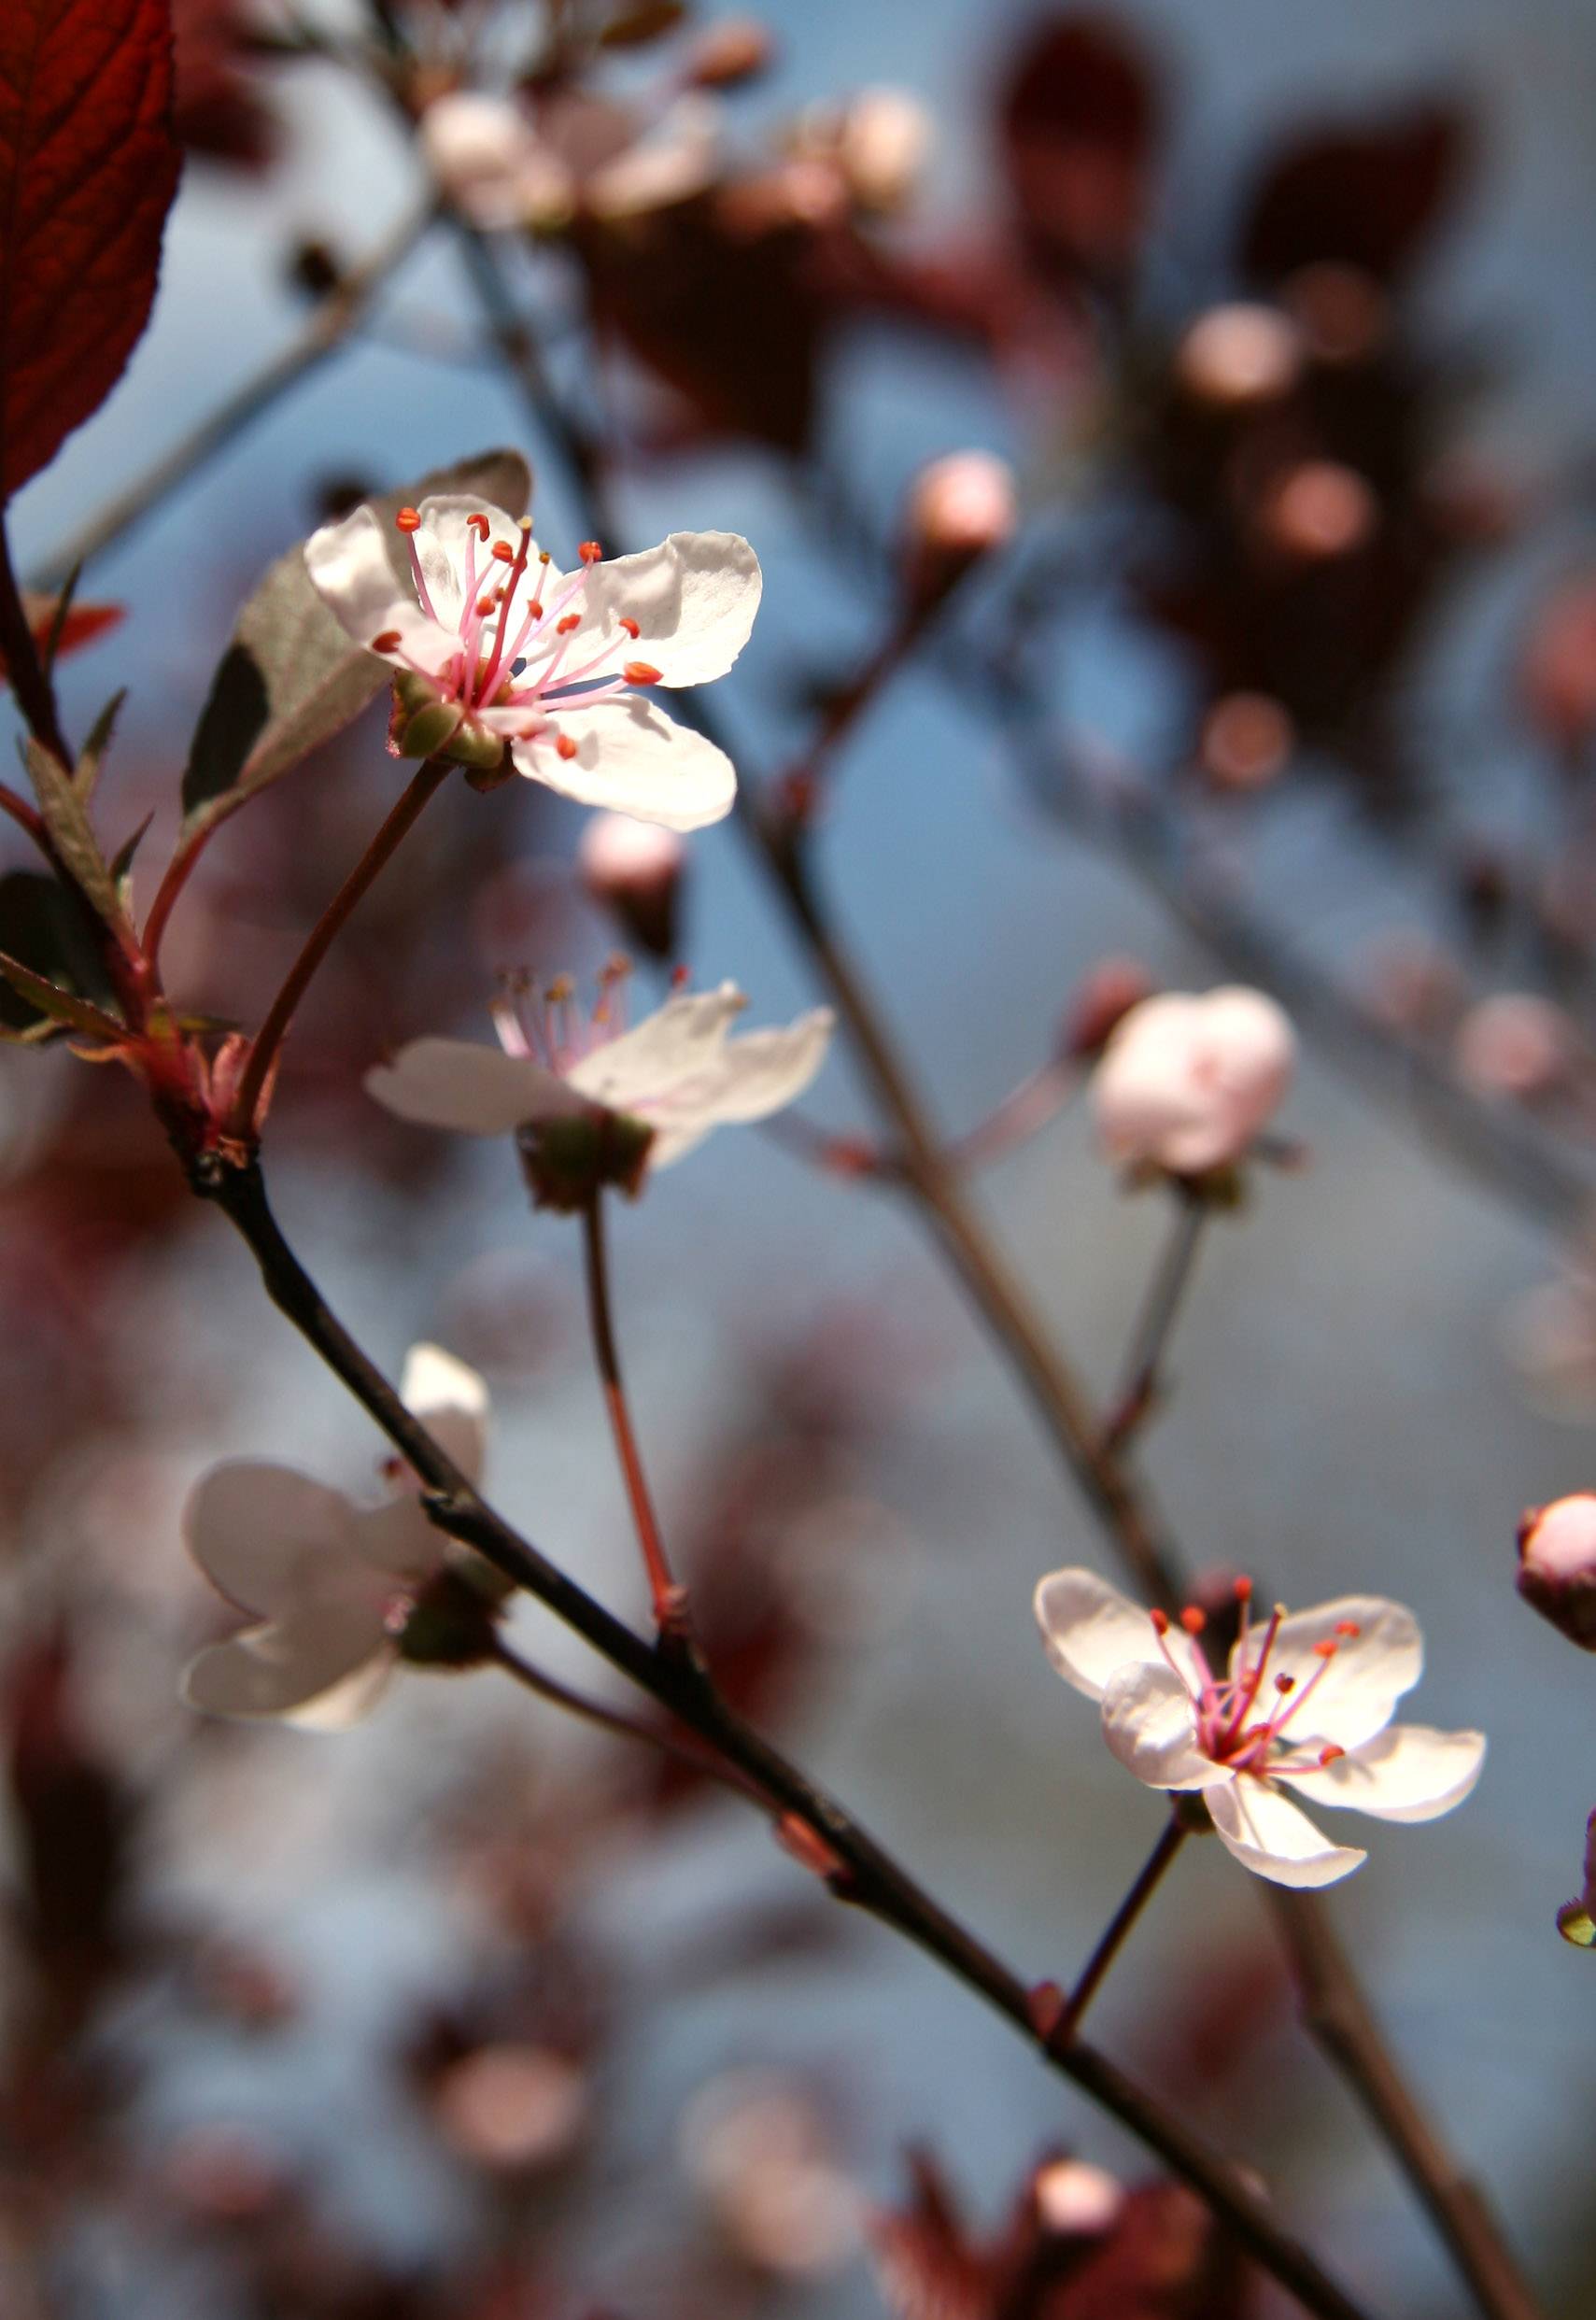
13, 0, 1596, 2315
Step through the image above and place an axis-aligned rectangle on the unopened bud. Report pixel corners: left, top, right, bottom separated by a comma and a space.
1261, 460, 1378, 562
1518, 1495, 1596, 1648
903, 450, 1018, 607
1033, 2157, 1123, 2238
1520, 573, 1596, 752
1175, 303, 1302, 407
834, 87, 932, 214
1558, 1808, 1596, 1948
577, 811, 685, 959
1453, 994, 1572, 1104
685, 15, 774, 87
1092, 985, 1296, 1177
1200, 692, 1294, 792
1059, 955, 1155, 1060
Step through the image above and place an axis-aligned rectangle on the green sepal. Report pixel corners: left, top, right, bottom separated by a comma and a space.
516, 1109, 657, 1212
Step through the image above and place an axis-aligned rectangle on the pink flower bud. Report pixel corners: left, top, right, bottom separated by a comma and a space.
1557, 1808, 1596, 1947
1453, 994, 1573, 1103
1091, 985, 1295, 1176
833, 87, 933, 213
1175, 303, 1303, 407
1518, 1495, 1596, 1648
1199, 692, 1294, 791
685, 16, 775, 87
903, 450, 1018, 606
1033, 2157, 1123, 2238
1260, 460, 1378, 561
577, 810, 685, 959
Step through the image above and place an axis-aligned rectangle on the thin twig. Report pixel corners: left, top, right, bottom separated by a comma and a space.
579, 1190, 690, 1636
1099, 1187, 1208, 1455
488, 1633, 761, 1803
231, 754, 452, 1133
1053, 1807, 1188, 2044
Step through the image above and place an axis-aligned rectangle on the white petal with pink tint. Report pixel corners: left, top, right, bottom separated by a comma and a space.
304, 507, 459, 674
1206, 1779, 1366, 1888
181, 1349, 494, 1728
1239, 1594, 1421, 1750
1283, 1722, 1486, 1823
1033, 1566, 1201, 1698
562, 532, 763, 686
1092, 986, 1295, 1173
1100, 1662, 1225, 1790
513, 696, 738, 829
367, 1040, 580, 1137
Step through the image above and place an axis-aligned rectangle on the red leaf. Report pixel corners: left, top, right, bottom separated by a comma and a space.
0, 592, 123, 685
997, 13, 1163, 282
0, 0, 182, 500
1240, 102, 1469, 285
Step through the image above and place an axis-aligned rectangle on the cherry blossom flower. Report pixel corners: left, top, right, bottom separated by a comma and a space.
182, 1345, 497, 1727
417, 87, 721, 232
1090, 985, 1295, 1175
1035, 1566, 1485, 1888
366, 969, 833, 1202
304, 493, 760, 829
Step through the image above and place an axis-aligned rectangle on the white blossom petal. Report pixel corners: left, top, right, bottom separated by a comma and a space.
513, 694, 737, 828
566, 984, 746, 1110
1033, 1566, 1203, 1699
1280, 1723, 1486, 1824
184, 1461, 360, 1620
401, 1341, 489, 1485
586, 96, 722, 219
182, 1601, 392, 1725
366, 1040, 579, 1136
572, 1004, 832, 1167
1239, 1595, 1422, 1751
559, 533, 762, 687
1206, 1778, 1366, 1888
304, 506, 458, 674
1100, 1662, 1224, 1790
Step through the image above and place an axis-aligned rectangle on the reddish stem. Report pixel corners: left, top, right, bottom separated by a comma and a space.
579, 1188, 688, 1636
231, 755, 451, 1135
1054, 1808, 1188, 2044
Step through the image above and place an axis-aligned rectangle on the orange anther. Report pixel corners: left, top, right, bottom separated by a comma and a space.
527, 601, 544, 620
476, 597, 496, 617
490, 539, 516, 563
1311, 1639, 1339, 1660
1335, 1620, 1362, 1638
623, 661, 662, 686
1179, 1606, 1207, 1635
467, 512, 491, 540
619, 615, 641, 639
371, 629, 401, 652
395, 507, 421, 532
555, 733, 578, 761
558, 614, 581, 634
578, 540, 603, 563
1275, 1673, 1295, 1693
1319, 1744, 1347, 1766
1234, 1575, 1253, 1603
539, 549, 552, 564
1150, 1607, 1170, 1635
